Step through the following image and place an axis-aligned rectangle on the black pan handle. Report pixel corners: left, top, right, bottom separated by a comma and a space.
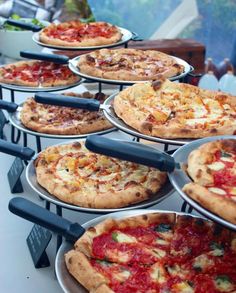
9, 197, 85, 243
85, 135, 176, 172
35, 92, 100, 111
0, 100, 18, 112
0, 139, 35, 160
5, 19, 42, 32
20, 51, 69, 64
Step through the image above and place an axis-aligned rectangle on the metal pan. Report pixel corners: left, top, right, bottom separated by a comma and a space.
0, 80, 82, 93
69, 55, 193, 84
0, 139, 173, 213
0, 99, 115, 139
35, 91, 192, 145
32, 27, 134, 51
9, 197, 230, 293
85, 134, 236, 230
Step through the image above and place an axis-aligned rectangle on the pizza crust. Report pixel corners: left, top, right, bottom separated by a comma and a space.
78, 48, 184, 81
186, 140, 236, 185
39, 21, 122, 47
183, 182, 236, 224
114, 79, 236, 139
65, 250, 109, 291
184, 139, 236, 224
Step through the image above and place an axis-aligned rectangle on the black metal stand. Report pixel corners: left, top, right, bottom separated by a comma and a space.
36, 136, 42, 153
11, 125, 21, 143
181, 201, 193, 214
56, 205, 63, 251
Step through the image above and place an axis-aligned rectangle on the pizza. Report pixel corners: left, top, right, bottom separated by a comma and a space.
114, 78, 236, 139
65, 212, 236, 293
20, 92, 113, 135
39, 21, 122, 47
78, 48, 185, 81
34, 141, 166, 208
0, 60, 80, 87
183, 139, 236, 224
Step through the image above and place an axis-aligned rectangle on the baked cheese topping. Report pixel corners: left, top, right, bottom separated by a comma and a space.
39, 141, 163, 194
116, 81, 236, 130
84, 48, 184, 76
207, 149, 236, 198
41, 21, 121, 42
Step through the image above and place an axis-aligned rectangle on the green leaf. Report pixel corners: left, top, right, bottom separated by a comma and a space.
221, 151, 232, 157
154, 223, 171, 232
112, 232, 118, 242
210, 242, 223, 250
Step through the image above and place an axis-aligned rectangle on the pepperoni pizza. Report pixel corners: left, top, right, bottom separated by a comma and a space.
65, 212, 236, 292
0, 60, 80, 87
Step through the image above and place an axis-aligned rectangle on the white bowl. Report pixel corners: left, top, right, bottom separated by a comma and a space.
0, 18, 50, 60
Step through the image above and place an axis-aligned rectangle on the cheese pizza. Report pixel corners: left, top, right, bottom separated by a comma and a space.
65, 212, 236, 293
20, 92, 112, 135
114, 78, 236, 139
0, 60, 80, 87
39, 21, 122, 47
34, 141, 166, 208
183, 139, 236, 224
78, 48, 185, 81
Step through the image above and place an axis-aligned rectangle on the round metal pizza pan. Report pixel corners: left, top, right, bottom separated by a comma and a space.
168, 135, 236, 231
54, 209, 210, 293
26, 159, 174, 213
0, 79, 83, 92
68, 55, 193, 85
102, 93, 193, 146
8, 103, 116, 139
32, 27, 133, 51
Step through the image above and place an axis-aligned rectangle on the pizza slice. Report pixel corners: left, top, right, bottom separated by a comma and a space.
0, 61, 39, 86
183, 139, 236, 224
74, 213, 175, 265
39, 61, 79, 87
169, 215, 232, 262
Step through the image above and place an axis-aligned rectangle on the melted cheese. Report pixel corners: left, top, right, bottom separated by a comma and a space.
221, 157, 234, 162
150, 263, 167, 284
114, 270, 131, 282
208, 187, 226, 195
193, 254, 214, 271
207, 162, 225, 171
172, 282, 194, 293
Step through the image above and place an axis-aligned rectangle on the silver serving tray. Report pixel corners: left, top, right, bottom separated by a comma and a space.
8, 103, 116, 139
55, 209, 207, 293
0, 79, 82, 92
26, 160, 173, 213
32, 27, 133, 51
102, 93, 192, 146
169, 135, 236, 231
69, 55, 193, 85
25, 138, 174, 212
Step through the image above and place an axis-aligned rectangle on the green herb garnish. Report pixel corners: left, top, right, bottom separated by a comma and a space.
154, 223, 171, 232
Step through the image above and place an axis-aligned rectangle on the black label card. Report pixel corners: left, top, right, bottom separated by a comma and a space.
7, 157, 24, 193
27, 224, 52, 268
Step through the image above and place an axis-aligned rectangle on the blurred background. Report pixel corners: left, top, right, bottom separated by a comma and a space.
0, 0, 235, 66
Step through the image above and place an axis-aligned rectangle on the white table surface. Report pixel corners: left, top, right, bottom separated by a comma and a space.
0, 82, 199, 293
